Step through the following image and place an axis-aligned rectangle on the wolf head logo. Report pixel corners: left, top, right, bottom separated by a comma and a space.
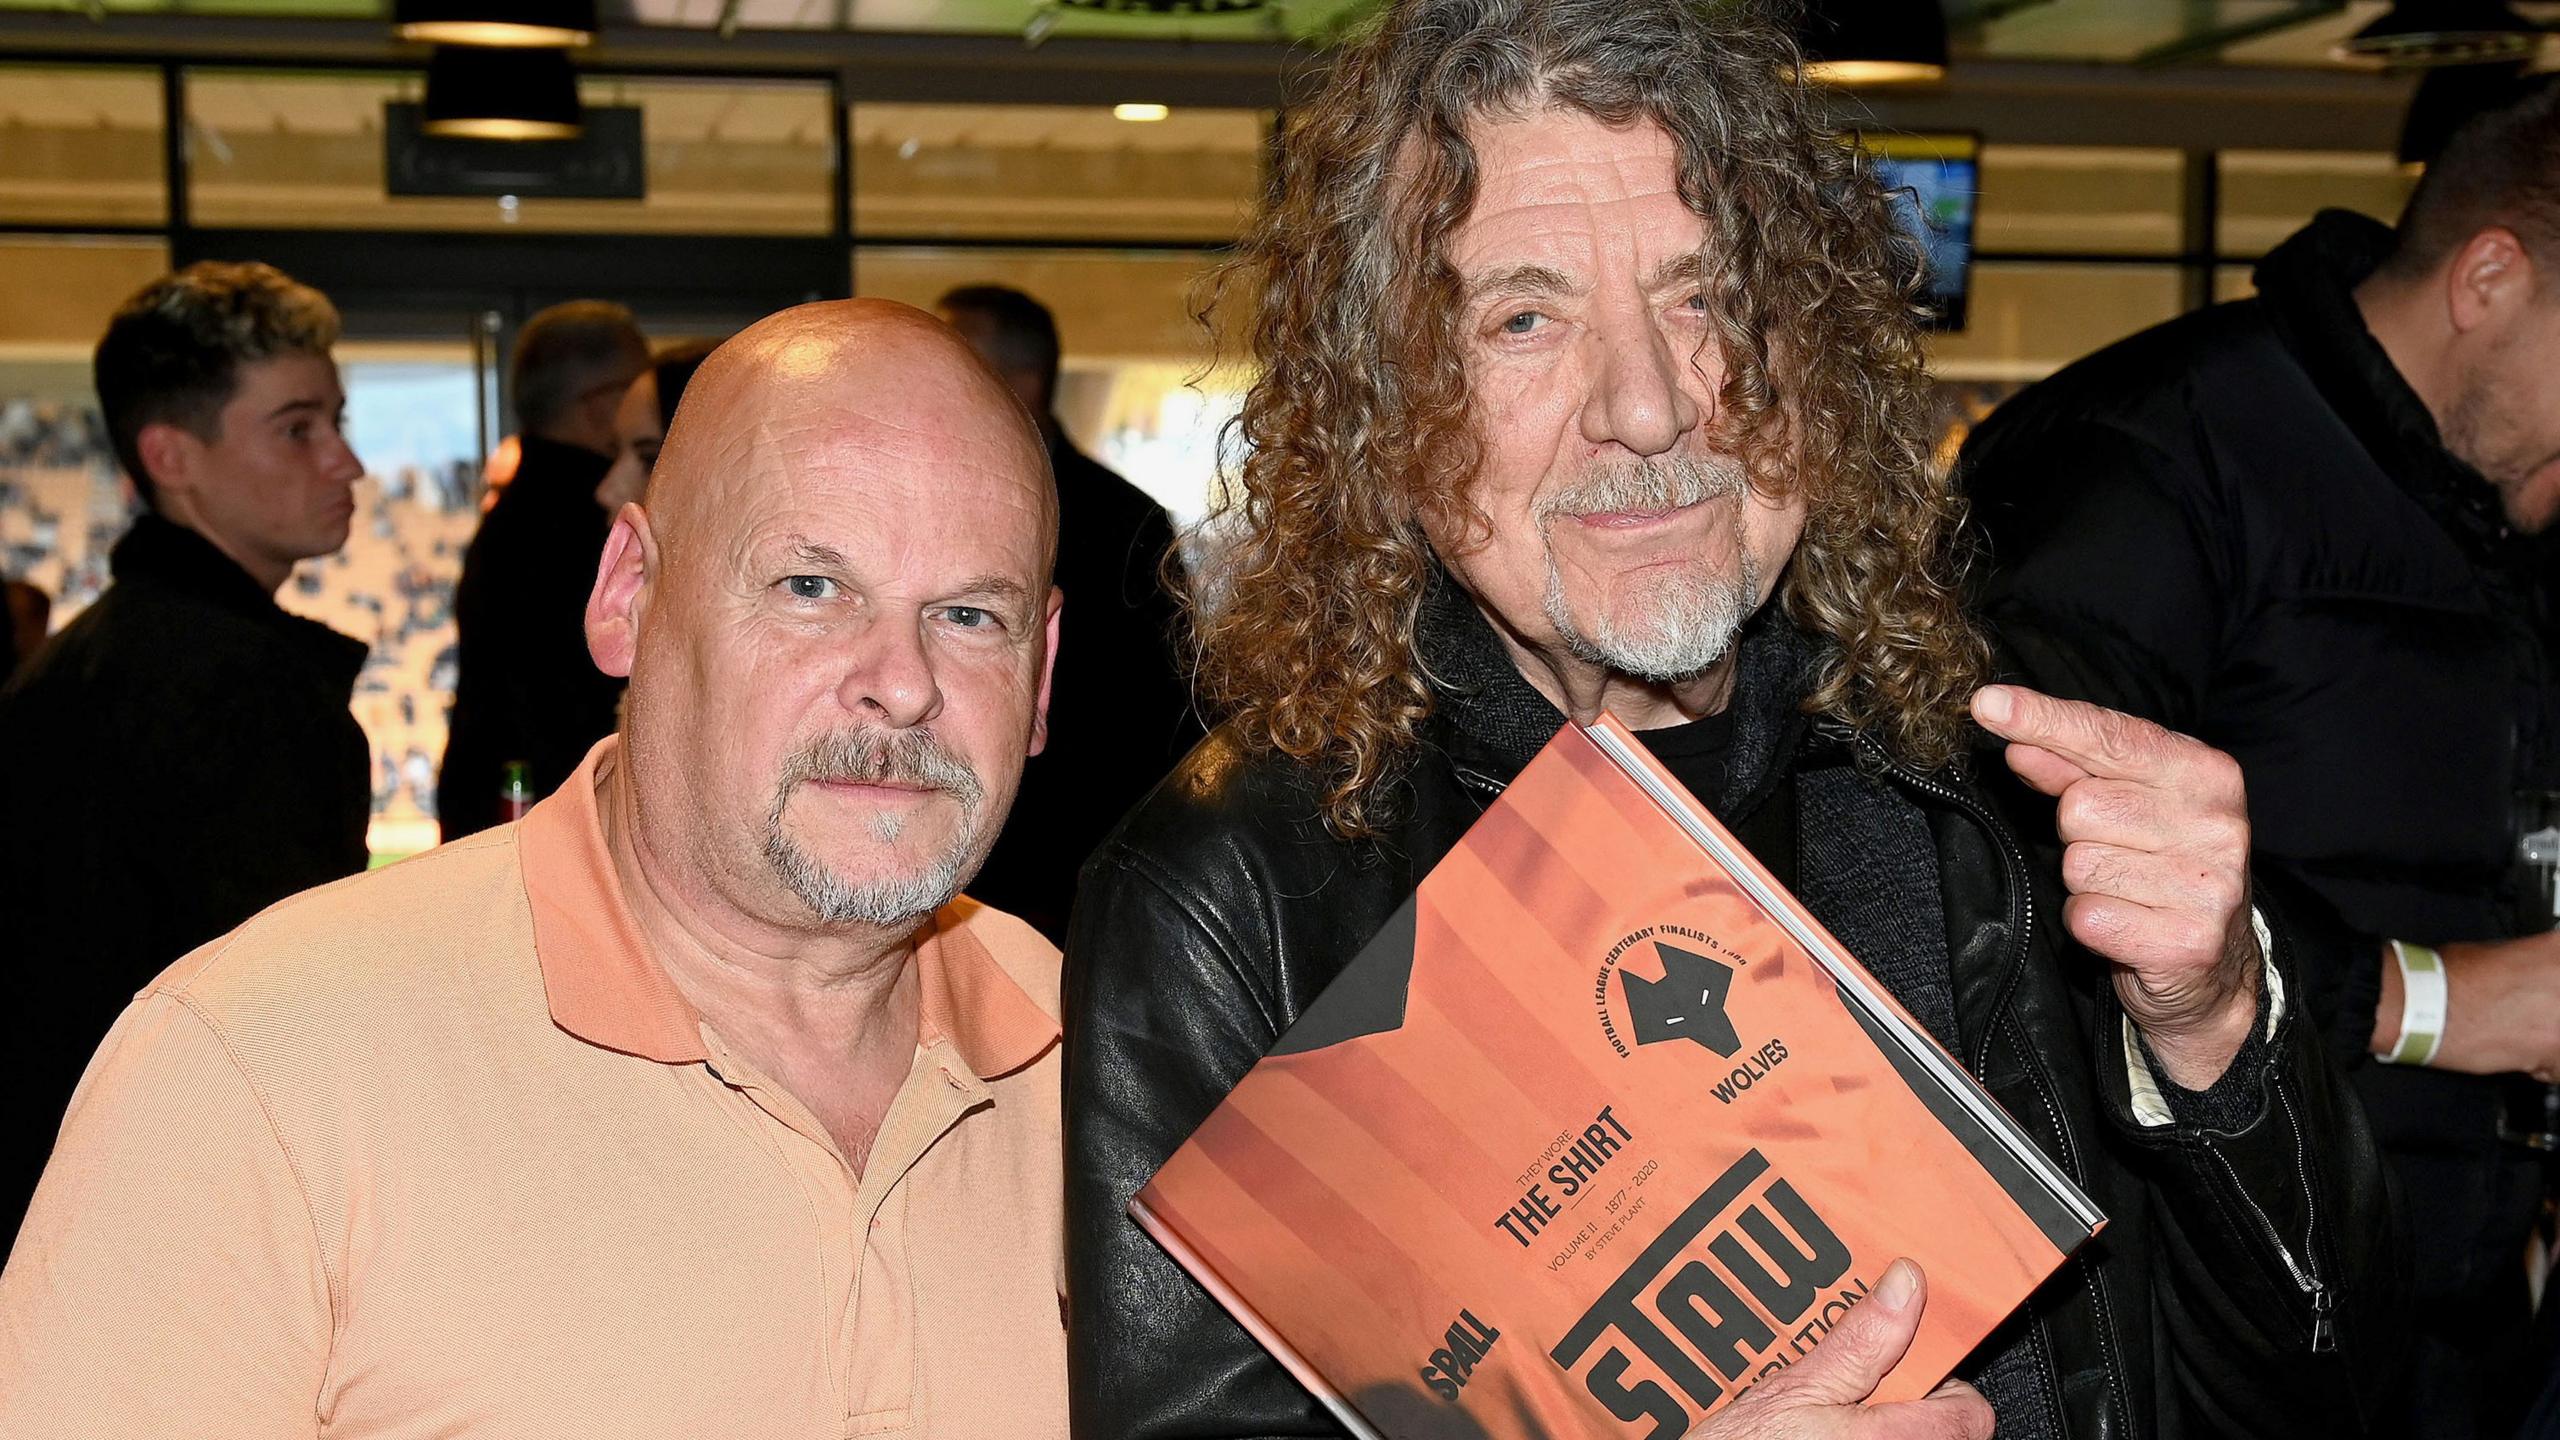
1619, 941, 1742, 1056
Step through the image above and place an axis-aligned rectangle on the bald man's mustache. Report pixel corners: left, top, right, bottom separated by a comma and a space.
774, 727, 985, 813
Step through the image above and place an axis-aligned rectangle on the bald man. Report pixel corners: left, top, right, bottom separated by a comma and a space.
0, 302, 1070, 1440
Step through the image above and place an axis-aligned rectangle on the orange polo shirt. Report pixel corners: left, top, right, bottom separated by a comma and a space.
0, 740, 1067, 1439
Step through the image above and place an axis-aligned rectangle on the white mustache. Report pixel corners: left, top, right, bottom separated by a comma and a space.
1538, 454, 1748, 525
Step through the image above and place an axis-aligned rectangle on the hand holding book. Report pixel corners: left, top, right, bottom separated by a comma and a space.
1133, 717, 2101, 1439
1972, 684, 2263, 1091
1678, 1261, 1991, 1440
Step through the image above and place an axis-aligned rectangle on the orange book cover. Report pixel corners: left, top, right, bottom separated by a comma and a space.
1132, 715, 2103, 1439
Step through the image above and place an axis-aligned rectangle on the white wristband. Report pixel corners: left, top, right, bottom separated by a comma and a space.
2382, 940, 2446, 1067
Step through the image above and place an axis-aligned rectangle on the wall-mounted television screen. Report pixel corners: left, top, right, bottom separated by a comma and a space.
1863, 131, 1980, 332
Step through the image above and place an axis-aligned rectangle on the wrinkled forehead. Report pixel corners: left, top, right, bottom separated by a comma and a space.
1449, 111, 1699, 262
674, 389, 1055, 580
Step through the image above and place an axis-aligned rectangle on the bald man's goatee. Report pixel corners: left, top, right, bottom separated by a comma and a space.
762, 727, 988, 928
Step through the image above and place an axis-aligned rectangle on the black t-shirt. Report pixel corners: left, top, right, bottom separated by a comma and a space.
1632, 706, 1736, 812
1629, 705, 1799, 888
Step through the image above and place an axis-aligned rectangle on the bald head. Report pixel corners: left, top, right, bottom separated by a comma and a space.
585, 297, 1067, 943
647, 300, 1055, 576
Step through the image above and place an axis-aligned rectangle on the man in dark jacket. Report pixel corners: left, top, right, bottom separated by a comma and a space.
1063, 3, 2395, 1438
1961, 78, 2560, 1438
437, 301, 648, 839
938, 284, 1196, 941
0, 261, 370, 1242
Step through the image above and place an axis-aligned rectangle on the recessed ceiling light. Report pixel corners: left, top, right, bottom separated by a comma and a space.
1801, 58, 1946, 87
421, 47, 582, 141
1796, 1, 1948, 88
395, 0, 596, 48
2336, 1, 2542, 67
1114, 103, 1171, 123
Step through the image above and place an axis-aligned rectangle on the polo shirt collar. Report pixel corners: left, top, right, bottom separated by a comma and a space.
914, 902, 1059, 1081
520, 740, 708, 1065
519, 739, 1059, 1082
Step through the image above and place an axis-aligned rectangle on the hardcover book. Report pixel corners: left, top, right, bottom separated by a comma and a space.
1132, 715, 2104, 1439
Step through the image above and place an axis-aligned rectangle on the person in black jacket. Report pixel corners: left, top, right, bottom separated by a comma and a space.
1961, 78, 2560, 1439
437, 301, 649, 839
938, 284, 1197, 941
0, 260, 370, 1244
1063, 3, 2398, 1437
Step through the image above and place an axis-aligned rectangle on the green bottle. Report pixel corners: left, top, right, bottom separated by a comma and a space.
499, 760, 535, 822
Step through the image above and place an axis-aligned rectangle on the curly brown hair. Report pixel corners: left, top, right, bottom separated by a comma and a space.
1193, 0, 1988, 837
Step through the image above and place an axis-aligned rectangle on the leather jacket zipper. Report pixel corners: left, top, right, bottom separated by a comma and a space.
1850, 734, 2038, 1075
2208, 1084, 2337, 1352
1856, 736, 2338, 1356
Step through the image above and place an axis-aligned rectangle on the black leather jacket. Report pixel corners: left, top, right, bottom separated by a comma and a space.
1064, 604, 2396, 1440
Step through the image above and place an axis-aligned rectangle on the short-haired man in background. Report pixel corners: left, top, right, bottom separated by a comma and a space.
938, 284, 1195, 940
0, 259, 369, 1242
1, 301, 1071, 1438
1962, 76, 2560, 1437
438, 299, 649, 838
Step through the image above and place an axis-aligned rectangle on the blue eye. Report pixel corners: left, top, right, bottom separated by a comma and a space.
782, 575, 837, 600
944, 606, 992, 629
1501, 311, 1546, 335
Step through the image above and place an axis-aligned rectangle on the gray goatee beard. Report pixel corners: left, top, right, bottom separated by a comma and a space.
762, 726, 987, 929
1538, 454, 1759, 684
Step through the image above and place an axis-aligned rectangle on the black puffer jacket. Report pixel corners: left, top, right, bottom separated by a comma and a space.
1064, 586, 2395, 1439
1961, 209, 2557, 1436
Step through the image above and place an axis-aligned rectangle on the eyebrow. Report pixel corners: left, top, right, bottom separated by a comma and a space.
776, 543, 1032, 608
787, 538, 853, 570
946, 574, 1034, 609
1646, 252, 1711, 293
1465, 263, 1579, 303
263, 397, 336, 423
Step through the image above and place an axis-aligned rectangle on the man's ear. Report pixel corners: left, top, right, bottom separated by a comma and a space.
1027, 584, 1064, 758
2446, 225, 2531, 335
586, 502, 657, 678
133, 421, 198, 503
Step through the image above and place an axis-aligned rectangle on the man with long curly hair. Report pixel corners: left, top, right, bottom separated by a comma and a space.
1063, 2, 2395, 1438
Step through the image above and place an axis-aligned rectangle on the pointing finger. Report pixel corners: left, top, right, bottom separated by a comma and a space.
1973, 685, 2180, 784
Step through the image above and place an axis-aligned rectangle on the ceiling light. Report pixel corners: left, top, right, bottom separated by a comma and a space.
396, 0, 596, 48
1114, 102, 1171, 122
2337, 1, 2542, 68
1797, 0, 1948, 87
422, 46, 582, 141
1059, 0, 1265, 12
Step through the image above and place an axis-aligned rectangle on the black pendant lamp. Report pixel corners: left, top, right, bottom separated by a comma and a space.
2337, 1, 2542, 67
1799, 0, 1949, 86
396, 0, 596, 49
421, 45, 582, 141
